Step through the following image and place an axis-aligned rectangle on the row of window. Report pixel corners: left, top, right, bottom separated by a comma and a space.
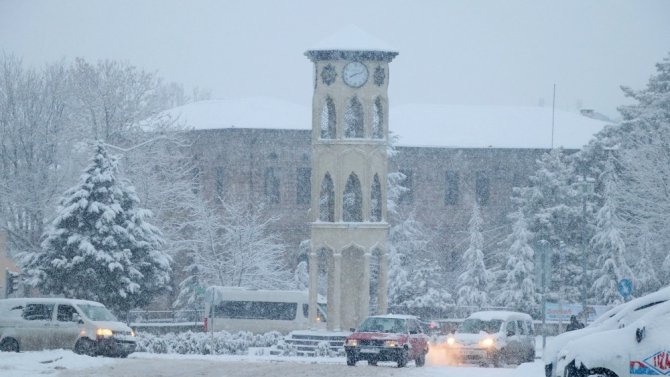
320, 96, 384, 139
398, 170, 490, 206
210, 167, 491, 207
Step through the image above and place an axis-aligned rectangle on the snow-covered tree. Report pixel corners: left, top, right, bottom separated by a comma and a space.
456, 202, 491, 308
591, 160, 634, 305
175, 197, 292, 308
494, 209, 540, 316
21, 142, 172, 314
293, 261, 309, 290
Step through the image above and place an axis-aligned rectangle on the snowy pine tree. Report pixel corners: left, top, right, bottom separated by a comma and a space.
21, 142, 171, 314
495, 209, 539, 316
591, 160, 634, 305
293, 261, 309, 290
456, 202, 491, 308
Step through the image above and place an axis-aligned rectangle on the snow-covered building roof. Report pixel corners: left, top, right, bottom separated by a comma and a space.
167, 98, 611, 150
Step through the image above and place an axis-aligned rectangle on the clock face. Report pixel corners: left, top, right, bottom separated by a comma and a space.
342, 61, 368, 88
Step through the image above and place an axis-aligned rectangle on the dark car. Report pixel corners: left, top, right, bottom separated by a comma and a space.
343, 314, 429, 367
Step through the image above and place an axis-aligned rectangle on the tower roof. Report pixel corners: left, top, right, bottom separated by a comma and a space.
305, 25, 398, 62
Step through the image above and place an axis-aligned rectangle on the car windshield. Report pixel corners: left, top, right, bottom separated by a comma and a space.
358, 317, 407, 333
458, 318, 502, 334
77, 304, 117, 321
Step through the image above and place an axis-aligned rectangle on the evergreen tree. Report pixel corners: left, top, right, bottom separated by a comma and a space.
591, 160, 634, 305
22, 142, 171, 314
293, 261, 309, 290
456, 202, 491, 308
495, 209, 539, 316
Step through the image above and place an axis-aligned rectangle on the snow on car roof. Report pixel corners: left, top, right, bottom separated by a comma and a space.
0, 297, 105, 306
467, 310, 532, 321
369, 314, 419, 320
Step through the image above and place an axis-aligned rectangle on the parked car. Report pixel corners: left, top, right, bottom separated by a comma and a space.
0, 297, 136, 357
344, 314, 429, 367
544, 286, 670, 377
445, 310, 535, 367
556, 299, 670, 377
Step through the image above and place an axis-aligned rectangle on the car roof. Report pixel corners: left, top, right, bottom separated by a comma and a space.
367, 314, 418, 320
0, 297, 105, 307
467, 310, 532, 321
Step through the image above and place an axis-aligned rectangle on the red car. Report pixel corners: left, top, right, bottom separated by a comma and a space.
344, 314, 429, 367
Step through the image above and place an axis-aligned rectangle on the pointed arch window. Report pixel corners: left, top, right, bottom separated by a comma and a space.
343, 172, 363, 222
372, 97, 384, 139
320, 97, 336, 139
319, 173, 334, 222
344, 97, 364, 138
370, 173, 382, 221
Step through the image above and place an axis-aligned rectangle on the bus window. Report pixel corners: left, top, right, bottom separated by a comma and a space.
214, 301, 297, 320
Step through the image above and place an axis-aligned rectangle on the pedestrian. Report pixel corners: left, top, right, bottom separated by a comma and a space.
566, 315, 584, 331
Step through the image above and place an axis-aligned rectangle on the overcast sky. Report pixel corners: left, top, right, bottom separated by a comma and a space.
1, 0, 668, 118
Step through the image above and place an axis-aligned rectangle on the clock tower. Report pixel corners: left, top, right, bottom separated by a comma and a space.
305, 29, 398, 331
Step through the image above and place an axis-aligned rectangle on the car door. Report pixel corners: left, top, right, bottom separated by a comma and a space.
52, 304, 82, 350
20, 303, 55, 350
629, 312, 670, 377
407, 319, 426, 358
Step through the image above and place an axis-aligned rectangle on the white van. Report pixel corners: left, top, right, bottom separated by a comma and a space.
0, 298, 136, 357
204, 286, 327, 334
445, 311, 535, 366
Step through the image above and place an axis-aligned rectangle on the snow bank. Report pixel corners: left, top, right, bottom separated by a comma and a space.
136, 330, 283, 355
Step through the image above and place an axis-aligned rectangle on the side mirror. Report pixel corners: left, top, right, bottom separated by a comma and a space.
507, 330, 515, 337
635, 327, 646, 343
349, 328, 356, 332
72, 313, 83, 323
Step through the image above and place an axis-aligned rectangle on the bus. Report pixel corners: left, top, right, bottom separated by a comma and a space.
203, 286, 327, 334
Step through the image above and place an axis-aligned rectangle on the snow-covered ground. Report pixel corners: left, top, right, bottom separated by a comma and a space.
0, 349, 544, 377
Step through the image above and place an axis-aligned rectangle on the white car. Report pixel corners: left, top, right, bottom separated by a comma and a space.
0, 298, 136, 357
445, 311, 535, 367
556, 299, 670, 377
544, 286, 670, 377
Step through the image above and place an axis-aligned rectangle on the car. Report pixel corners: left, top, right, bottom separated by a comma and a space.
556, 299, 670, 377
0, 297, 136, 357
445, 310, 535, 367
544, 287, 670, 377
343, 314, 429, 367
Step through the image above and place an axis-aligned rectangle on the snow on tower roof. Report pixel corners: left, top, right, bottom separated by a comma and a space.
164, 98, 611, 149
309, 25, 397, 53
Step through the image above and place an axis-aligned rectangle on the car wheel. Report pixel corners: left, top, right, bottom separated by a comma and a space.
397, 349, 409, 368
0, 338, 19, 352
527, 348, 536, 363
346, 354, 357, 366
415, 351, 426, 367
368, 359, 378, 366
74, 338, 96, 357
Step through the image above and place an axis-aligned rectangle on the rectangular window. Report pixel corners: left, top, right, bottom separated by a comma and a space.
476, 171, 490, 205
214, 167, 225, 198
22, 303, 54, 321
445, 171, 459, 205
398, 169, 414, 204
214, 301, 297, 320
296, 168, 311, 205
264, 167, 280, 204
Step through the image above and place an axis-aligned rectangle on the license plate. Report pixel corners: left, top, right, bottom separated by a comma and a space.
361, 348, 380, 354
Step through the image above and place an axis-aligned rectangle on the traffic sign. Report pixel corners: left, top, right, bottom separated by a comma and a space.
618, 279, 634, 300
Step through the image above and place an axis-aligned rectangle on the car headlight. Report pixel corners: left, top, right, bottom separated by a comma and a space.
345, 339, 358, 347
384, 340, 399, 348
96, 328, 113, 337
479, 337, 495, 348
447, 336, 456, 346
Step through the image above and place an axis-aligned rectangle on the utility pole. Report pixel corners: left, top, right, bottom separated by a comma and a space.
580, 177, 594, 324
540, 240, 548, 352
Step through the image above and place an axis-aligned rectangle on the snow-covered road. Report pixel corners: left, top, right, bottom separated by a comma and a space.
0, 350, 544, 377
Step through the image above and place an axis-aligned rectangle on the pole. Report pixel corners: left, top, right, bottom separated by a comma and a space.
551, 84, 556, 149
541, 241, 547, 352
581, 178, 590, 324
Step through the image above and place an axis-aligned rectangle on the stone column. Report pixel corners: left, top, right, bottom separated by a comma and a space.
361, 251, 371, 321
308, 248, 318, 325
332, 251, 342, 331
377, 248, 388, 314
